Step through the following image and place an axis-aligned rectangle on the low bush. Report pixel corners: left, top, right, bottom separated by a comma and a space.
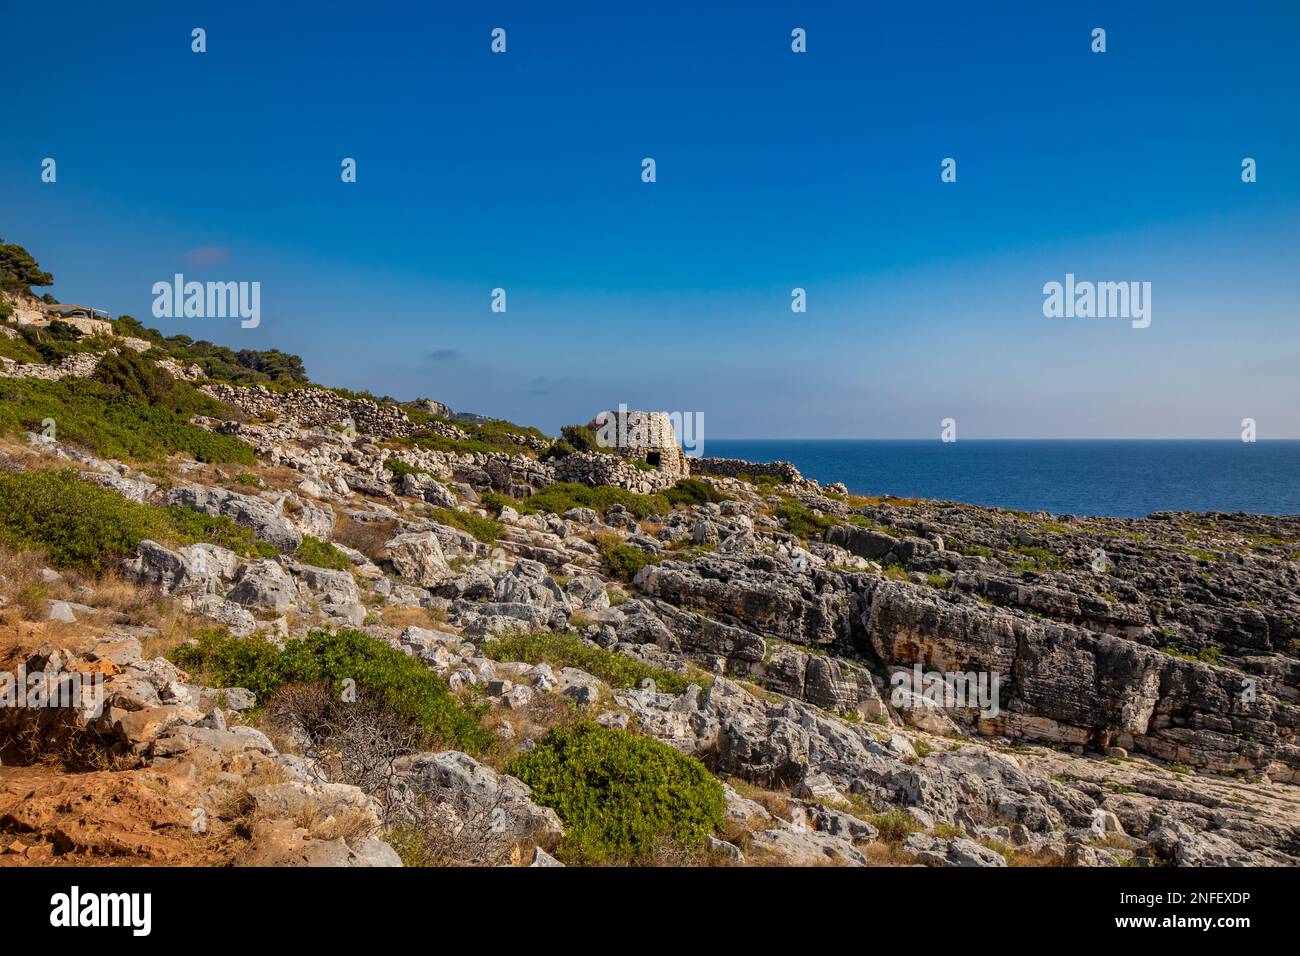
663, 477, 728, 507
515, 482, 670, 520
403, 416, 548, 458
479, 491, 515, 514
160, 505, 279, 559
91, 348, 218, 418
869, 810, 924, 843
172, 628, 492, 753
483, 631, 702, 695
427, 507, 503, 545
0, 376, 255, 464
296, 534, 352, 570
595, 533, 658, 580
0, 469, 275, 569
382, 457, 426, 477
0, 329, 44, 364
1013, 545, 1062, 572
558, 423, 613, 455
773, 497, 837, 541
539, 439, 577, 462
505, 720, 725, 864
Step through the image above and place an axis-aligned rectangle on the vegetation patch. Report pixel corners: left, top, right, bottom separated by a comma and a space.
1160, 644, 1223, 665
869, 810, 925, 843
505, 720, 725, 864
845, 514, 902, 536
427, 507, 503, 545
403, 416, 548, 457
112, 315, 308, 387
663, 477, 729, 507
483, 631, 704, 695
0, 469, 275, 569
383, 457, 428, 478
0, 374, 254, 465
295, 534, 352, 571
595, 533, 659, 580
1012, 545, 1063, 572
735, 472, 786, 490
172, 628, 491, 753
773, 497, 837, 541
510, 482, 671, 520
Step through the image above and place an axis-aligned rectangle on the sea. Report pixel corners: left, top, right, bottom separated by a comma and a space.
702, 440, 1300, 518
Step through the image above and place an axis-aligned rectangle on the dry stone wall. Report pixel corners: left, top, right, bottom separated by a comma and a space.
693, 457, 810, 486
200, 383, 457, 441
551, 452, 680, 495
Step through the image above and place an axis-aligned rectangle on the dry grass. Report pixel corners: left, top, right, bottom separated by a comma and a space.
724, 778, 794, 822
86, 573, 159, 618
860, 840, 917, 866
6, 720, 145, 773
332, 513, 398, 559
379, 604, 448, 631
980, 839, 1060, 866
481, 692, 582, 771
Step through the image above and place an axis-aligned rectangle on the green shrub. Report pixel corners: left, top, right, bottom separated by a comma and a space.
403, 416, 548, 458
483, 631, 703, 695
479, 491, 515, 514
737, 472, 785, 489
0, 330, 44, 364
0, 469, 275, 569
845, 514, 902, 536
0, 376, 255, 464
663, 477, 728, 507
539, 439, 577, 462
92, 348, 219, 417
505, 721, 725, 864
296, 534, 352, 570
516, 482, 670, 519
160, 506, 279, 559
773, 497, 837, 541
427, 507, 503, 545
1160, 644, 1223, 665
383, 457, 426, 477
172, 628, 491, 753
116, 319, 309, 387
1013, 545, 1062, 572
558, 424, 614, 455
16, 320, 102, 364
404, 431, 508, 456
0, 239, 54, 293
596, 533, 658, 580
869, 810, 924, 843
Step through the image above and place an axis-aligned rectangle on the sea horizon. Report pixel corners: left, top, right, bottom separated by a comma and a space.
701, 438, 1300, 518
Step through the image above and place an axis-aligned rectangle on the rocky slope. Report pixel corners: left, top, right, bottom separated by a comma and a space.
2, 316, 1298, 867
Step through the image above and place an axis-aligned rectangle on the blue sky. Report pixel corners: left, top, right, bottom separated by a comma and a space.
2, 1, 1298, 438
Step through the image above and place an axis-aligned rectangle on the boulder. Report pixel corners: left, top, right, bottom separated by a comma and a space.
384, 532, 452, 587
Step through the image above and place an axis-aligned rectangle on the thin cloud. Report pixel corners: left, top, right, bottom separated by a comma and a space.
429, 349, 460, 361
181, 245, 232, 269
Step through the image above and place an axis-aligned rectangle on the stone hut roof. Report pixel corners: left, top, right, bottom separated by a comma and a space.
590, 409, 679, 450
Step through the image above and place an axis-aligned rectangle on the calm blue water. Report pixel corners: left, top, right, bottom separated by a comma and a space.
703, 440, 1300, 518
